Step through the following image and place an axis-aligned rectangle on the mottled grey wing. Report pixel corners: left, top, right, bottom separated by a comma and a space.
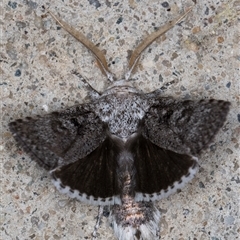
143, 98, 230, 155
9, 104, 106, 170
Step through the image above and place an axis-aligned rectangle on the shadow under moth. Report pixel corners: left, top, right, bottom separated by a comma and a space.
9, 7, 230, 240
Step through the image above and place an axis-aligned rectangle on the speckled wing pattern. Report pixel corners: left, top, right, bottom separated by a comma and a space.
127, 98, 230, 202
9, 97, 230, 205
143, 98, 231, 155
9, 104, 122, 205
9, 104, 106, 169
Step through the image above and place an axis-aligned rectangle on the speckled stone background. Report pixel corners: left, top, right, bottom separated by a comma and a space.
1, 0, 239, 239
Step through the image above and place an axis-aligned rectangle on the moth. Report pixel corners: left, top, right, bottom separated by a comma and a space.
9, 7, 230, 240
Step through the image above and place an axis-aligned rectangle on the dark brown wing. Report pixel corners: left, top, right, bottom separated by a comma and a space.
143, 98, 230, 155
9, 104, 106, 170
51, 136, 121, 205
127, 134, 198, 202
9, 104, 122, 205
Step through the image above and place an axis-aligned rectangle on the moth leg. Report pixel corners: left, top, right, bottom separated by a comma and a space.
71, 70, 101, 100
125, 7, 193, 80
92, 205, 104, 239
48, 10, 115, 82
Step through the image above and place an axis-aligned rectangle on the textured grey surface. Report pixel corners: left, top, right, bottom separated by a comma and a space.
1, 0, 239, 239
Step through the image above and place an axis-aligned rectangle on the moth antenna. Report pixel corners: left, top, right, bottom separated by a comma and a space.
71, 70, 101, 100
48, 10, 116, 82
125, 6, 193, 80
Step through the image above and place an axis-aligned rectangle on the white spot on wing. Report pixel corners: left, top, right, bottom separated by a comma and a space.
51, 177, 121, 206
